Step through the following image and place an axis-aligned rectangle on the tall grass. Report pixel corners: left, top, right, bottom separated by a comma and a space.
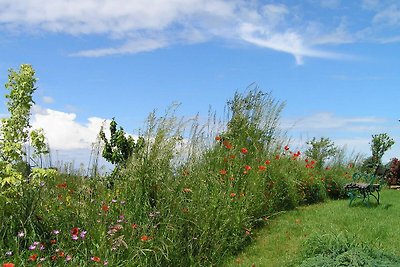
1, 88, 357, 266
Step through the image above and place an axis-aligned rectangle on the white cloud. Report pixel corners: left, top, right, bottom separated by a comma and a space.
30, 105, 110, 150
0, 0, 354, 64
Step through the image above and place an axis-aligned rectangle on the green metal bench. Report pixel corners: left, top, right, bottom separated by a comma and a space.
344, 172, 381, 206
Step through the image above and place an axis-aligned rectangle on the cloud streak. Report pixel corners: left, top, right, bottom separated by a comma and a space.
1, 1, 400, 63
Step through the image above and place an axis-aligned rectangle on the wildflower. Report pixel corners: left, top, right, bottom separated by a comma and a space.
80, 230, 87, 239
215, 136, 221, 141
284, 145, 289, 151
17, 231, 25, 238
141, 235, 149, 242
258, 165, 266, 171
275, 155, 280, 160
111, 199, 117, 203
2, 263, 15, 267
29, 253, 38, 262
182, 188, 192, 193
230, 193, 236, 197
5, 251, 12, 256
102, 204, 109, 212
57, 182, 67, 188
50, 239, 57, 245
71, 235, 79, 241
40, 243, 45, 250
120, 201, 126, 205
52, 229, 60, 235
51, 255, 57, 261
265, 160, 271, 165
66, 255, 72, 262
241, 147, 248, 154
91, 256, 101, 263
244, 165, 251, 171
28, 244, 36, 250
59, 251, 65, 257
131, 224, 138, 229
223, 140, 232, 149
71, 227, 79, 236
219, 169, 227, 175
104, 260, 109, 265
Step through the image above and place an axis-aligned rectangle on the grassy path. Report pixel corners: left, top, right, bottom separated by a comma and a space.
224, 189, 400, 267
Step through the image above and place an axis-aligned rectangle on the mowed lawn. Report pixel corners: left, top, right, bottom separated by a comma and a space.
224, 189, 400, 267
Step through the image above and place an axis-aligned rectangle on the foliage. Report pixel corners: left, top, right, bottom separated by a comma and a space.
99, 118, 145, 168
0, 64, 37, 164
305, 137, 338, 170
371, 133, 395, 162
30, 128, 49, 167
386, 158, 400, 185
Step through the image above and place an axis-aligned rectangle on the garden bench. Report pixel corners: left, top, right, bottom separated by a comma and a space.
344, 172, 380, 206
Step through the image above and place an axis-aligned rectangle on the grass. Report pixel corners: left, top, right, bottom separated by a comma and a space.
224, 189, 400, 267
0, 88, 373, 266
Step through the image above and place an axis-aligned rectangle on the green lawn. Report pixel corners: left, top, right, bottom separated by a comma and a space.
224, 189, 400, 267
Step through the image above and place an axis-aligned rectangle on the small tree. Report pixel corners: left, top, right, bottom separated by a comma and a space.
305, 137, 338, 169
99, 118, 144, 172
362, 133, 394, 175
0, 64, 37, 164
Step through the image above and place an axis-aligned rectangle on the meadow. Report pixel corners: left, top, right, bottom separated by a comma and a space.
0, 67, 396, 266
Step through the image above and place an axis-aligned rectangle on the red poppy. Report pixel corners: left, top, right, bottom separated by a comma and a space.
50, 239, 57, 245
51, 255, 58, 261
265, 160, 271, 165
284, 145, 289, 151
59, 251, 65, 257
219, 169, 227, 175
230, 192, 236, 197
141, 235, 149, 242
2, 263, 15, 267
241, 148, 248, 154
223, 140, 232, 149
258, 165, 266, 171
131, 224, 138, 229
91, 256, 101, 263
215, 136, 221, 141
70, 227, 79, 236
29, 253, 38, 262
244, 165, 251, 171
57, 182, 67, 188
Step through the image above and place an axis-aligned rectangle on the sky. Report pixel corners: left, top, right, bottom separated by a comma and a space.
0, 0, 399, 168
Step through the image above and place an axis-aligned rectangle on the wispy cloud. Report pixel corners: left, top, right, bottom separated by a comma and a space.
282, 112, 386, 132
1, 1, 400, 63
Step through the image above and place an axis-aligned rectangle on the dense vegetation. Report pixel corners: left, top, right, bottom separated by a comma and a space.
0, 65, 396, 266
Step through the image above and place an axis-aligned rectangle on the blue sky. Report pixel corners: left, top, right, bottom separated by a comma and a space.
0, 0, 399, 166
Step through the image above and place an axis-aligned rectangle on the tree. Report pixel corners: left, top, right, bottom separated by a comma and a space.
362, 133, 394, 175
99, 118, 144, 170
0, 64, 37, 164
305, 137, 338, 169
